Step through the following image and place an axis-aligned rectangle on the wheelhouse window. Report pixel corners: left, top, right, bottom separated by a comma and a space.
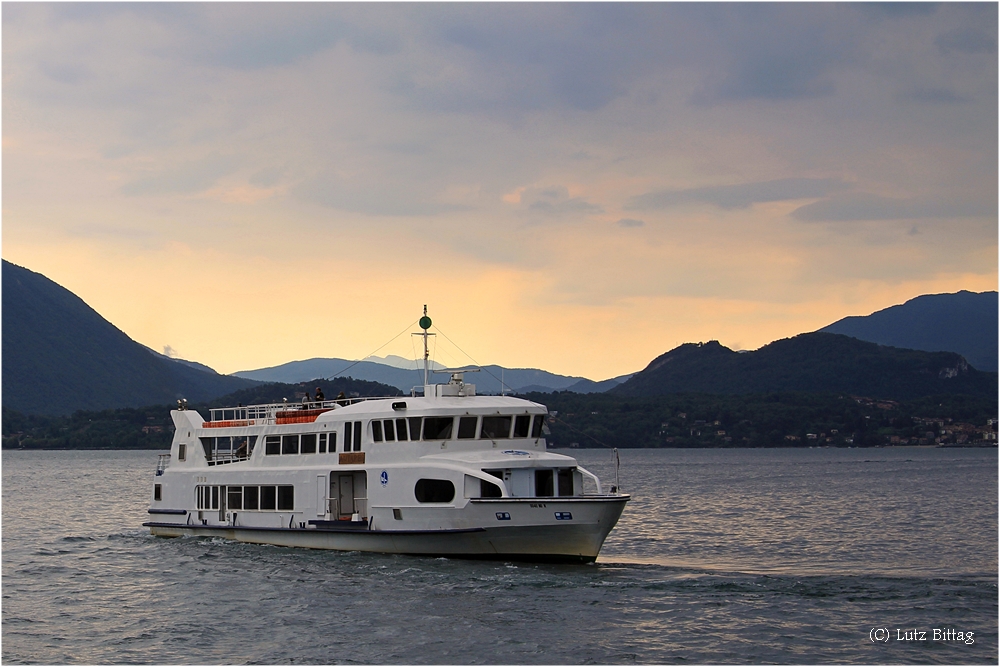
422, 417, 453, 441
414, 478, 456, 503
372, 421, 383, 442
319, 433, 327, 453
383, 419, 396, 441
481, 416, 512, 439
396, 418, 409, 441
514, 415, 531, 438
457, 416, 478, 439
531, 415, 545, 438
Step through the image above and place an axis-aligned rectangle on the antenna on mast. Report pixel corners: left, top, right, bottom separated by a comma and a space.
419, 305, 433, 387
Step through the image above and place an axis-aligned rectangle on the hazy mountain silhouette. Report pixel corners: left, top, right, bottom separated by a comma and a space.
819, 290, 997, 371
2, 260, 256, 416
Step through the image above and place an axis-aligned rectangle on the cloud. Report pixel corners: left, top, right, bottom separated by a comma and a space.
936, 27, 998, 55
627, 178, 848, 211
617, 218, 645, 228
898, 87, 968, 104
517, 186, 604, 218
791, 192, 996, 222
121, 156, 238, 197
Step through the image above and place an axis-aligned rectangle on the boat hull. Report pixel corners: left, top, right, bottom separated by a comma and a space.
145, 496, 627, 563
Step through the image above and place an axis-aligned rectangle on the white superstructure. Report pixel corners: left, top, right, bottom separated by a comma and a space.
145, 314, 628, 562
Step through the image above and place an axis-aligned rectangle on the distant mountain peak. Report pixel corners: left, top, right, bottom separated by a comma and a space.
613, 331, 994, 400
819, 290, 997, 371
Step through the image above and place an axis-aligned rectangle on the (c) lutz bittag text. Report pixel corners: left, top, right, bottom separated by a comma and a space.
892, 628, 974, 645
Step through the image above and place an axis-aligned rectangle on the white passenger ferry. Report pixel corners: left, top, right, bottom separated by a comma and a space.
145, 313, 629, 563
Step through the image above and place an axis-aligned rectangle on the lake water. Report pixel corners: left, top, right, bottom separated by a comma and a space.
3, 447, 996, 664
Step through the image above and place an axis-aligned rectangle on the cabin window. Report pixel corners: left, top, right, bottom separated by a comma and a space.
319, 433, 327, 453
265, 436, 280, 455
344, 422, 352, 452
178, 444, 187, 461
514, 415, 531, 438
535, 470, 554, 497
353, 421, 362, 452
277, 485, 295, 511
408, 417, 422, 441
195, 486, 219, 510
422, 417, 453, 441
531, 415, 545, 438
481, 416, 512, 439
154, 484, 162, 501
557, 469, 574, 496
260, 486, 277, 510
457, 416, 478, 439
228, 486, 243, 510
414, 479, 456, 503
329, 432, 337, 452
372, 421, 383, 442
301, 433, 317, 454
244, 486, 259, 510
396, 418, 409, 441
282, 434, 299, 455
383, 420, 396, 441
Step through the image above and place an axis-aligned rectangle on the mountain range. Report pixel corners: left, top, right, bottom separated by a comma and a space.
2, 258, 995, 417
233, 358, 631, 395
612, 333, 995, 401
820, 290, 997, 372
2, 260, 256, 416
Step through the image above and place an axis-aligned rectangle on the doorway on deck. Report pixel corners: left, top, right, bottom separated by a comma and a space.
329, 471, 368, 520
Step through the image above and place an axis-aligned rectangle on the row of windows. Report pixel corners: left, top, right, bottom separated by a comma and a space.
196, 484, 294, 511
373, 414, 544, 443
201, 436, 258, 461
265, 433, 335, 456
264, 421, 363, 456
257, 414, 545, 456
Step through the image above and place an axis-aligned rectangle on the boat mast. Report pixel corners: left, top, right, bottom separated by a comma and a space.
419, 305, 432, 387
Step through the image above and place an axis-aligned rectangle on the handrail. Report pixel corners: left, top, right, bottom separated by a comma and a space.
206, 396, 403, 425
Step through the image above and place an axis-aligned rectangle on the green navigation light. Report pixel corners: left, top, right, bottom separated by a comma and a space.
419, 315, 432, 330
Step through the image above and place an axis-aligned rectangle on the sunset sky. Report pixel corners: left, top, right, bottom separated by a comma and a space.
3, 3, 997, 380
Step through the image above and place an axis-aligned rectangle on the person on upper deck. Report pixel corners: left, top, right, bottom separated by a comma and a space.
301, 392, 311, 408
315, 387, 325, 402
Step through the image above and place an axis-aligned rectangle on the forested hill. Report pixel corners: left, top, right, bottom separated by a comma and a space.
2, 260, 256, 416
612, 332, 997, 401
819, 290, 998, 372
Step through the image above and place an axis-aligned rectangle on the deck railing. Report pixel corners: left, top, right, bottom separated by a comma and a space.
205, 396, 402, 426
